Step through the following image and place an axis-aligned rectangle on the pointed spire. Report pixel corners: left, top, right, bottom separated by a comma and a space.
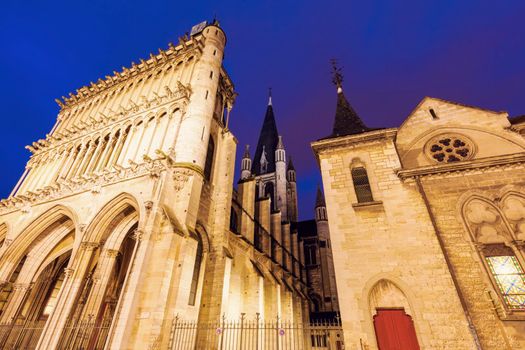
277, 135, 284, 149
252, 94, 280, 175
315, 185, 326, 208
243, 144, 251, 159
241, 144, 252, 180
330, 59, 369, 137
287, 156, 295, 171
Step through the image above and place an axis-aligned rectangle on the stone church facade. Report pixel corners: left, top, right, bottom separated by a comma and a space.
0, 21, 307, 350
312, 72, 525, 349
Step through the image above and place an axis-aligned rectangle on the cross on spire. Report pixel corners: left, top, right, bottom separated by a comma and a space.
268, 87, 272, 106
331, 58, 344, 91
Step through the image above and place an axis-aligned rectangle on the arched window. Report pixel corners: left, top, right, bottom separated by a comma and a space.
229, 207, 238, 234
351, 167, 374, 203
463, 196, 525, 310
305, 244, 317, 266
264, 182, 275, 210
483, 244, 525, 309
188, 235, 203, 306
204, 136, 215, 181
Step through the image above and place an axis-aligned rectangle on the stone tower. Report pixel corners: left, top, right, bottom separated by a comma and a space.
0, 21, 240, 349
248, 93, 298, 222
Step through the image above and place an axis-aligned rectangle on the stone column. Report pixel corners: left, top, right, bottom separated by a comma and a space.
78, 248, 120, 320
36, 242, 99, 350
0, 283, 32, 323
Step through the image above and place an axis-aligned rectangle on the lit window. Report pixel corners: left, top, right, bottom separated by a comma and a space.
486, 255, 525, 309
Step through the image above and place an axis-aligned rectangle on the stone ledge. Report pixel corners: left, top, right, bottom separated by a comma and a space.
352, 200, 384, 210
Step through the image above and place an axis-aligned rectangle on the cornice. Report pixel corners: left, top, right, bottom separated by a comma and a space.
28, 82, 192, 156
0, 158, 169, 215
396, 152, 525, 180
311, 128, 397, 156
56, 35, 205, 110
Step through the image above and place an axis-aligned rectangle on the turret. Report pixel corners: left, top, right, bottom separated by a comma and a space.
315, 185, 327, 222
173, 22, 227, 172
286, 157, 296, 183
241, 145, 252, 180
275, 135, 287, 219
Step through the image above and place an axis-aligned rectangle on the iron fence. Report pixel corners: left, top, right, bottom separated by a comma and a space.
168, 314, 344, 350
56, 316, 113, 349
0, 319, 46, 350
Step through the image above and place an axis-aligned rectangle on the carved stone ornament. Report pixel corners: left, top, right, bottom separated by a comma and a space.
132, 229, 145, 241
80, 241, 100, 251
173, 169, 192, 191
13, 283, 32, 291
425, 133, 475, 163
105, 249, 120, 258
64, 267, 75, 278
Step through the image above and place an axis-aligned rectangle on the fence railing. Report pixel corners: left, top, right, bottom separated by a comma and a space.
168, 314, 344, 350
56, 316, 113, 349
0, 319, 46, 350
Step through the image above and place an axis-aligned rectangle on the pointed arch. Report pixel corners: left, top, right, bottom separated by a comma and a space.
82, 192, 142, 244
0, 205, 78, 282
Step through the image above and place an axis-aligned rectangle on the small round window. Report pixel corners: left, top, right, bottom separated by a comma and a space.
425, 134, 475, 163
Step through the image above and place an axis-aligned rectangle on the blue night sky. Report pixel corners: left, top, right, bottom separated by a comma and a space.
1, 0, 524, 220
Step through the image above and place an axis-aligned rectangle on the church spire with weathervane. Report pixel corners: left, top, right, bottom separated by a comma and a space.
330, 59, 369, 137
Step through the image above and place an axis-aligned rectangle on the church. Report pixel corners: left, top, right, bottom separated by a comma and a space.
312, 64, 525, 349
0, 21, 314, 349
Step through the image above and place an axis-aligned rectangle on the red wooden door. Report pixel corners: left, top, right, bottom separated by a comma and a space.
373, 308, 420, 350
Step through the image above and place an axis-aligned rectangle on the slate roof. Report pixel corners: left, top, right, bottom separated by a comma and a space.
315, 186, 326, 208
330, 88, 369, 137
252, 102, 280, 175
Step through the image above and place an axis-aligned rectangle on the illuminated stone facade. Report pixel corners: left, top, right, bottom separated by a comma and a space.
312, 84, 525, 349
0, 21, 306, 350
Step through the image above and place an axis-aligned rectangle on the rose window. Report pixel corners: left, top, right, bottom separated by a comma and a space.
426, 134, 474, 163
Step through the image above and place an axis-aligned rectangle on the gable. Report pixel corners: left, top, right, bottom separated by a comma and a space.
396, 97, 525, 168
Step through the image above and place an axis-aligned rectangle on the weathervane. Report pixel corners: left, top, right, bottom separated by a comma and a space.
330, 59, 343, 88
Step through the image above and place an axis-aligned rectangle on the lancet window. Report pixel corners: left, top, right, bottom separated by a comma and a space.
188, 235, 203, 306
463, 196, 525, 311
351, 166, 373, 203
204, 136, 215, 181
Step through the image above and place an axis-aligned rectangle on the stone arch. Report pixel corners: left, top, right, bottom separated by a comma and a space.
361, 274, 425, 349
82, 192, 142, 244
460, 195, 511, 244
500, 191, 525, 241
460, 193, 525, 311
0, 205, 78, 282
195, 222, 211, 255
368, 279, 412, 316
0, 223, 8, 246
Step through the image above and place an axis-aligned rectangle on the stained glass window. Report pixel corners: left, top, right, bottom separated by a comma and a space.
486, 255, 525, 309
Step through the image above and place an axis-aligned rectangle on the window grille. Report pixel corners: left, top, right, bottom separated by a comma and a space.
351, 167, 373, 203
